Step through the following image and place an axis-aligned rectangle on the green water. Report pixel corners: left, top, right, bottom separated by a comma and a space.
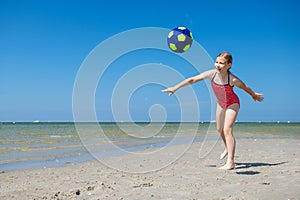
0, 122, 299, 171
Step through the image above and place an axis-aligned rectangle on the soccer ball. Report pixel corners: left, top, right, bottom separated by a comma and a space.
167, 26, 193, 53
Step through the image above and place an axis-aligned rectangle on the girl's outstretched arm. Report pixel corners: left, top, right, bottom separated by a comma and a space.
162, 69, 214, 96
232, 75, 264, 102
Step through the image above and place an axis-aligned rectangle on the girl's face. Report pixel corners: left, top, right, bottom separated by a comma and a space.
215, 56, 231, 73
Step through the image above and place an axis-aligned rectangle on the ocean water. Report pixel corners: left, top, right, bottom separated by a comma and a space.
0, 122, 299, 172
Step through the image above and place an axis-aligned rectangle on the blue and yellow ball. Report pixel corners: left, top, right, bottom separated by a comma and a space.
167, 26, 193, 53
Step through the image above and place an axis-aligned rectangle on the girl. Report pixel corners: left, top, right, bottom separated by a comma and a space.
162, 52, 264, 170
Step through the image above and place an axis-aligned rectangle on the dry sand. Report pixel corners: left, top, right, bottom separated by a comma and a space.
0, 137, 299, 200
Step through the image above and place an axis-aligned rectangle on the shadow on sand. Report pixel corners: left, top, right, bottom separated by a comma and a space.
235, 161, 287, 175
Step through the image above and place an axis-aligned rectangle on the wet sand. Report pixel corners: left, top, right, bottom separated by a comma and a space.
0, 137, 299, 199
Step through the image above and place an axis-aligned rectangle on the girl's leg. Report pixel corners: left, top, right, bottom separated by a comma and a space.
216, 105, 227, 159
219, 103, 239, 170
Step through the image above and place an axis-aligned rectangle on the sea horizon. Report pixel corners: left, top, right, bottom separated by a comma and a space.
1, 121, 299, 124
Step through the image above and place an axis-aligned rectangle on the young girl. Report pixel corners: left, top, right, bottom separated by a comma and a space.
162, 52, 264, 170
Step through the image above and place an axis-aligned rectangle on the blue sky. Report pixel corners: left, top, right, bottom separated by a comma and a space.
1, 0, 299, 122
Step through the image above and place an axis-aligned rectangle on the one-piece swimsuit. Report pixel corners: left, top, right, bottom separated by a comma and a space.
211, 71, 240, 109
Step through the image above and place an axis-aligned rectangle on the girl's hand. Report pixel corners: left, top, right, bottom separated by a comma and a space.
252, 93, 264, 102
162, 87, 176, 96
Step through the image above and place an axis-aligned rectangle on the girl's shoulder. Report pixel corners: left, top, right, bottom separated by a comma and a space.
205, 69, 217, 80
229, 72, 242, 86
197, 69, 216, 80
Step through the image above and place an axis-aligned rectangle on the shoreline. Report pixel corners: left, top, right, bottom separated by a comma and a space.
2, 134, 300, 173
0, 137, 299, 199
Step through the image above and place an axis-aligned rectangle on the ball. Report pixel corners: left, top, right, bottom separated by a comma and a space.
167, 26, 193, 53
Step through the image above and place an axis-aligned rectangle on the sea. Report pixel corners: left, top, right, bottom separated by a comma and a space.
0, 122, 299, 172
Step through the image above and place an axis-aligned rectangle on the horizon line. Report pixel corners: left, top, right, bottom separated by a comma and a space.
1, 121, 298, 124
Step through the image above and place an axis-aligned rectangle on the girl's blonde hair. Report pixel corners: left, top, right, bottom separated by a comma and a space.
217, 52, 232, 64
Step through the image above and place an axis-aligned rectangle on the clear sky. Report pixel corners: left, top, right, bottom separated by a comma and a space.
1, 0, 299, 122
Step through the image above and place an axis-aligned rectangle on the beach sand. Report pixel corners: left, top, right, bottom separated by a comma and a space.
0, 137, 299, 200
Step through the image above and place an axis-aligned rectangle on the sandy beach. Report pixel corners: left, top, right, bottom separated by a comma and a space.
1, 137, 299, 200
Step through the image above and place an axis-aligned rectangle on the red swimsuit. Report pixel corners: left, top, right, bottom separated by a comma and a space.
211, 72, 240, 109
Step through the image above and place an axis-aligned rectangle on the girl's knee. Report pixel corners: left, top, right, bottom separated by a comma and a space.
223, 127, 233, 135
217, 127, 223, 134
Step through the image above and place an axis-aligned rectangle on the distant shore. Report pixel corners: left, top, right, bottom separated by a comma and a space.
1, 137, 299, 199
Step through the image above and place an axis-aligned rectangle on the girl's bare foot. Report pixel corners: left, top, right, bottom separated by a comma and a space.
218, 162, 235, 170
219, 149, 228, 160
